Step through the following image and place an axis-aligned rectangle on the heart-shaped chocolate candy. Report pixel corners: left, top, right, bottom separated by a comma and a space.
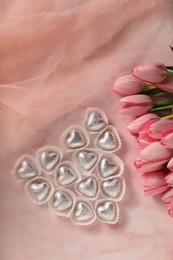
66, 130, 86, 149
77, 150, 98, 171
53, 190, 73, 212
17, 158, 38, 180
96, 200, 119, 223
87, 112, 106, 131
98, 130, 117, 150
77, 177, 98, 199
99, 157, 119, 178
56, 163, 78, 186
101, 178, 122, 199
26, 177, 52, 204
40, 151, 60, 171
72, 201, 95, 225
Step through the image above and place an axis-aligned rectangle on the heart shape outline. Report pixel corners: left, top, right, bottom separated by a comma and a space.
13, 107, 125, 226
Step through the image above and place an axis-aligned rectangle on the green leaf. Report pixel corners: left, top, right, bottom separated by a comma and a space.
166, 66, 173, 70
141, 88, 166, 95
151, 104, 173, 112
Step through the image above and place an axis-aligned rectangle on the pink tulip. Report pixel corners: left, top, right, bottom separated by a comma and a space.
165, 172, 173, 187
148, 119, 173, 139
127, 113, 159, 135
135, 159, 167, 173
138, 131, 157, 149
132, 63, 167, 84
167, 157, 173, 171
161, 188, 173, 204
156, 76, 173, 93
140, 171, 169, 196
135, 142, 173, 173
140, 142, 173, 162
137, 118, 159, 148
112, 74, 144, 96
120, 95, 153, 116
160, 129, 173, 148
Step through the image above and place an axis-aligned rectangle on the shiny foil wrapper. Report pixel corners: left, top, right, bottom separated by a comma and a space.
12, 107, 126, 225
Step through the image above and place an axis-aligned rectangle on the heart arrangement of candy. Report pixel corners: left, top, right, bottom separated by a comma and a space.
12, 107, 126, 226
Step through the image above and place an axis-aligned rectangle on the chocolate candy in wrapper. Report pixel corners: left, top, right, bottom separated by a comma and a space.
95, 125, 121, 152
97, 153, 124, 179
72, 148, 99, 174
36, 146, 63, 175
84, 107, 108, 133
60, 125, 90, 152
71, 200, 96, 226
54, 161, 80, 187
12, 155, 40, 182
48, 189, 76, 217
75, 176, 99, 200
95, 199, 119, 224
25, 177, 54, 205
100, 176, 126, 201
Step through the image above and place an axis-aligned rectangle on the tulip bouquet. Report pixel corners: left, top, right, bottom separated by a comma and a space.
113, 49, 173, 217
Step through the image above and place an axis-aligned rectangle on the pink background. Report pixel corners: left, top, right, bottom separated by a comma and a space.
1, 0, 173, 259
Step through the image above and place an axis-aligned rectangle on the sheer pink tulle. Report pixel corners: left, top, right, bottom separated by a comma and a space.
1, 0, 173, 150
1, 1, 173, 259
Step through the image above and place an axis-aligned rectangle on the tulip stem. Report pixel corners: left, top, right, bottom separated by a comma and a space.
151, 104, 173, 112
161, 114, 173, 119
165, 72, 173, 76
144, 82, 153, 86
154, 101, 173, 107
141, 88, 166, 95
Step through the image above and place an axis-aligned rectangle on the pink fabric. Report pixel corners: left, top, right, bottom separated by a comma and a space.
1, 0, 173, 259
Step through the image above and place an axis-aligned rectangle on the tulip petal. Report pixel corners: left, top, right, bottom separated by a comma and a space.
149, 119, 173, 139
132, 63, 167, 84
140, 142, 173, 162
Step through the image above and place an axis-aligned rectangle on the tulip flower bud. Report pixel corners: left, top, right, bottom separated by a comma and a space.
135, 142, 173, 173
137, 118, 159, 148
149, 119, 173, 139
165, 172, 173, 187
140, 142, 173, 162
161, 188, 173, 204
134, 159, 166, 173
156, 77, 173, 93
140, 171, 169, 196
138, 132, 157, 149
132, 63, 167, 84
160, 130, 173, 148
127, 113, 159, 135
120, 95, 153, 117
167, 157, 173, 171
113, 74, 144, 96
